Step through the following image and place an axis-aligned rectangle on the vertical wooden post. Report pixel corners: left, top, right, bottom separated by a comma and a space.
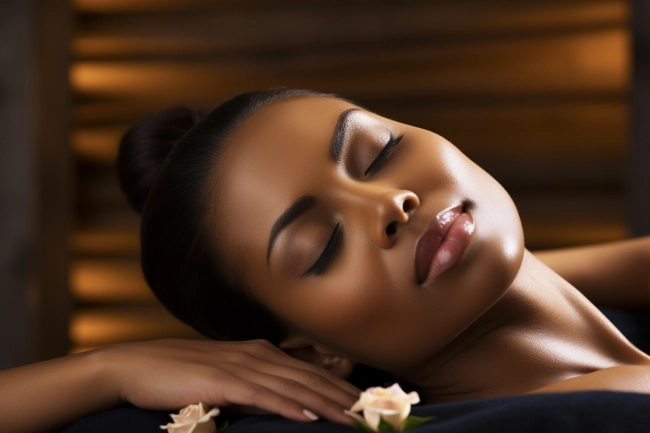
33, 0, 74, 361
630, 0, 650, 236
0, 0, 35, 370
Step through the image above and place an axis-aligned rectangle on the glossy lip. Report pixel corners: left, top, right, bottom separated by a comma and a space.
414, 203, 474, 285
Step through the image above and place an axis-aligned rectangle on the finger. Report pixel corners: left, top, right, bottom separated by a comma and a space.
218, 380, 349, 425
241, 358, 358, 408
229, 369, 354, 425
218, 405, 271, 416
237, 342, 362, 397
164, 338, 359, 401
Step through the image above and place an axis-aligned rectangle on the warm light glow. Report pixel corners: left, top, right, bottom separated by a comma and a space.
71, 126, 127, 162
70, 259, 154, 303
524, 221, 628, 249
70, 306, 203, 347
74, 0, 213, 13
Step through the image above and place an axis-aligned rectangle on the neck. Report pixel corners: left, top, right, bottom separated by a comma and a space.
405, 250, 647, 403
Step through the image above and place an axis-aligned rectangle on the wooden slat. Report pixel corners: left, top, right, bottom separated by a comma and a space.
76, 203, 140, 232
72, 125, 126, 161
524, 221, 627, 249
515, 191, 628, 248
73, 0, 627, 59
74, 0, 270, 13
70, 305, 204, 347
72, 229, 140, 255
74, 100, 165, 125
71, 258, 151, 303
71, 29, 629, 103
73, 0, 624, 14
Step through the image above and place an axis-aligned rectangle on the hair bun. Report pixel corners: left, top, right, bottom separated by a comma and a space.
117, 106, 201, 213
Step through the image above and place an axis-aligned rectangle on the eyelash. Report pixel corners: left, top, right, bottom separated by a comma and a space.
364, 133, 404, 176
306, 223, 341, 275
307, 133, 404, 276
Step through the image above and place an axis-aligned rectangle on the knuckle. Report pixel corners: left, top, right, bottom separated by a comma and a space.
301, 370, 330, 386
221, 350, 243, 362
277, 377, 301, 393
251, 339, 274, 350
245, 339, 277, 356
309, 364, 337, 380
245, 384, 269, 400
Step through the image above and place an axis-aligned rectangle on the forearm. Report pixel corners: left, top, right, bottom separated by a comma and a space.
0, 349, 121, 433
534, 237, 650, 309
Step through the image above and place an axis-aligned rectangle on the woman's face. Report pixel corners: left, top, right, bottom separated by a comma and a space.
212, 96, 524, 376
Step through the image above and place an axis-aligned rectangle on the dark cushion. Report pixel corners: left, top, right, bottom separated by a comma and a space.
64, 391, 650, 433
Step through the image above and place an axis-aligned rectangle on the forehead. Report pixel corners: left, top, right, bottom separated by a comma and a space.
211, 96, 356, 273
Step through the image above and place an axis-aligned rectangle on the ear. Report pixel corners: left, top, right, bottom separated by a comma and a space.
279, 335, 356, 380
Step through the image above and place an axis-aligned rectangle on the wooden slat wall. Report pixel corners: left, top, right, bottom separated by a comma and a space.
70, 0, 631, 353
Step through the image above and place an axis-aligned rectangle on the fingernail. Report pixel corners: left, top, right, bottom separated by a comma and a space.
302, 409, 319, 421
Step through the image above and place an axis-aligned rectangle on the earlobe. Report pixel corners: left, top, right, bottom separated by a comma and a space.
279, 336, 356, 379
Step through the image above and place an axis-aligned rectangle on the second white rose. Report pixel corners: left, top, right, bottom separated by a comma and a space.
346, 383, 420, 431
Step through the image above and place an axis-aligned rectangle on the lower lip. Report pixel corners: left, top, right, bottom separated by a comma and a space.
422, 212, 474, 285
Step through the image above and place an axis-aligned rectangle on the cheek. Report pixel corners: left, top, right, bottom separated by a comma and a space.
265, 250, 416, 366
281, 253, 392, 339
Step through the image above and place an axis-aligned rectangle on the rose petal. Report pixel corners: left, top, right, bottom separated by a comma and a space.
347, 384, 421, 432
160, 404, 220, 433
363, 408, 382, 431
344, 409, 367, 424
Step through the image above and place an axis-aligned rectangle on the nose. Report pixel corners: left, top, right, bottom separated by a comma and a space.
366, 189, 420, 249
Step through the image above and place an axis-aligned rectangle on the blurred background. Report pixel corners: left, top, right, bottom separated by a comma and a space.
2, 0, 649, 369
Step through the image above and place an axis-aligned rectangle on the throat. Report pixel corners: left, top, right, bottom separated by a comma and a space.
407, 251, 641, 404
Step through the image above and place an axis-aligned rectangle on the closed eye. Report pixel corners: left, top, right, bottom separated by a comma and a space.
305, 223, 342, 276
364, 134, 404, 176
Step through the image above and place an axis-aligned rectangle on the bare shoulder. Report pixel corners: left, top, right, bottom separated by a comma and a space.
530, 362, 650, 396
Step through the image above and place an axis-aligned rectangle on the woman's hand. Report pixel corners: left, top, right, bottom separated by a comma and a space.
99, 338, 360, 425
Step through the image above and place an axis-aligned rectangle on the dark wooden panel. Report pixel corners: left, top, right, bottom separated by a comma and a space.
0, 0, 35, 369
71, 29, 629, 103
630, 0, 650, 236
74, 0, 627, 59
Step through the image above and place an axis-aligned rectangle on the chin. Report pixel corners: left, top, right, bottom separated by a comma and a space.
446, 145, 526, 321
470, 171, 525, 306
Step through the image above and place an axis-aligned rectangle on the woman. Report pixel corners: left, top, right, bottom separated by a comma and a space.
2, 89, 649, 433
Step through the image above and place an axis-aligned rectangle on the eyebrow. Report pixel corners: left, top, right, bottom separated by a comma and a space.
330, 107, 361, 162
266, 108, 361, 265
267, 195, 317, 264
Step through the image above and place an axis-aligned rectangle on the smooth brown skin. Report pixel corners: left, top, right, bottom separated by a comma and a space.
0, 339, 360, 432
214, 96, 650, 400
1, 95, 650, 432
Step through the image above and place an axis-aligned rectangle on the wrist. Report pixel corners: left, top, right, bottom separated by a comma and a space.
83, 345, 127, 406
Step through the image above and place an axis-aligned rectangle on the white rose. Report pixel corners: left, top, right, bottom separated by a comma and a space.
345, 383, 420, 431
160, 402, 220, 433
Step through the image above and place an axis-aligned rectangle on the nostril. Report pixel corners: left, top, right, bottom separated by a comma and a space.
403, 197, 417, 213
386, 221, 398, 237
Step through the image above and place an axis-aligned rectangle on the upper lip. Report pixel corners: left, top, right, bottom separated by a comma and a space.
414, 204, 464, 284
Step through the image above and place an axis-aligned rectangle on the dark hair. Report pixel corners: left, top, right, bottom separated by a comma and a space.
117, 89, 343, 344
